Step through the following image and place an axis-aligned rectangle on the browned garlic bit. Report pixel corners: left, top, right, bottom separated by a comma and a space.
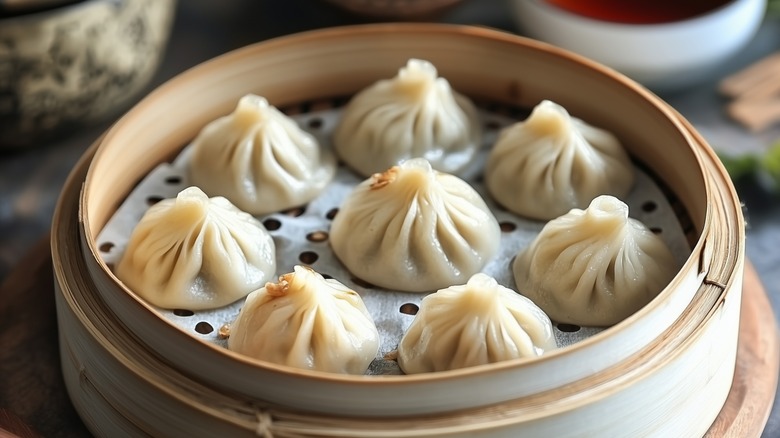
370, 166, 399, 190
264, 274, 293, 297
218, 323, 231, 339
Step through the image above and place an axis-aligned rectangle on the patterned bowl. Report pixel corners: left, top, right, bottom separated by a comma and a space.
0, 0, 176, 149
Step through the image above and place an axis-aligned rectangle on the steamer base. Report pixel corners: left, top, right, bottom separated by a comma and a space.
0, 239, 777, 437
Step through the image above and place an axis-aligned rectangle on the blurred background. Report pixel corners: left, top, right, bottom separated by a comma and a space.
0, 0, 779, 436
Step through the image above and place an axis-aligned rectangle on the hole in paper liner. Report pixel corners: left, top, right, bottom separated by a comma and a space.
499, 221, 517, 232
263, 218, 282, 231
299, 251, 319, 264
306, 231, 329, 242
146, 195, 164, 206
195, 321, 214, 335
642, 200, 658, 213
99, 242, 114, 253
400, 303, 419, 315
283, 206, 306, 217
556, 323, 581, 333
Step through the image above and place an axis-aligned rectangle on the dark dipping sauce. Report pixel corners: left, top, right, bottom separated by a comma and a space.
545, 0, 734, 24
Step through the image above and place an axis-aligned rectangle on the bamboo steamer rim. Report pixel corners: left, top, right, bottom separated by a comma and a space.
52, 122, 743, 435
78, 23, 733, 385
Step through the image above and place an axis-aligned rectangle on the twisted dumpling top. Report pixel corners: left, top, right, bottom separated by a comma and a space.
513, 195, 678, 326
486, 100, 635, 220
333, 59, 481, 177
189, 94, 336, 215
329, 158, 500, 292
228, 266, 379, 374
115, 187, 276, 310
398, 273, 556, 374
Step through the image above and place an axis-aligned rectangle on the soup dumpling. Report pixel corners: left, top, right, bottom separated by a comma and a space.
228, 266, 379, 374
189, 94, 336, 215
513, 195, 678, 326
115, 187, 276, 310
329, 158, 500, 293
486, 100, 635, 220
397, 273, 556, 374
333, 59, 481, 177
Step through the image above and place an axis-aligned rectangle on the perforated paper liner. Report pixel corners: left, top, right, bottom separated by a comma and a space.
97, 105, 691, 375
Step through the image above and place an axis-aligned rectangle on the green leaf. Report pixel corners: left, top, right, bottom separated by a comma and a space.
769, 0, 780, 15
718, 152, 760, 181
759, 142, 780, 191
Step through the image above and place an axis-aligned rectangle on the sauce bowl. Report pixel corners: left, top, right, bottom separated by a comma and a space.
510, 0, 767, 91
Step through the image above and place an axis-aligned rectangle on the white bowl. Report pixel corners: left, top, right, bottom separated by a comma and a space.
509, 0, 767, 91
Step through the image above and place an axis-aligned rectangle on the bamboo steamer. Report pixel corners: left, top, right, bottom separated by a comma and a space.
51, 24, 745, 436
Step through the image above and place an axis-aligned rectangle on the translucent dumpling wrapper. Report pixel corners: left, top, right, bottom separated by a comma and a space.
189, 94, 336, 215
486, 100, 635, 220
329, 158, 501, 293
397, 273, 557, 374
115, 187, 276, 310
513, 195, 678, 327
333, 59, 481, 177
227, 266, 380, 374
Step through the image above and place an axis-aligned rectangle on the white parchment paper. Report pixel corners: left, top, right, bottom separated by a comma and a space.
97, 107, 692, 375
